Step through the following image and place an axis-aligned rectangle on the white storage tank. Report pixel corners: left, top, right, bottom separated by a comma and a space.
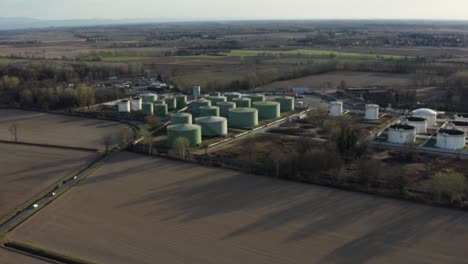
365, 104, 379, 120
452, 121, 468, 134
454, 114, 468, 122
118, 100, 131, 113
193, 86, 201, 98
130, 97, 142, 111
406, 116, 428, 134
412, 108, 437, 127
388, 124, 416, 144
436, 128, 466, 150
329, 101, 343, 117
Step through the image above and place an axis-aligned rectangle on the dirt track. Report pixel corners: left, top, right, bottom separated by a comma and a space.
0, 248, 48, 264
0, 109, 132, 149
0, 143, 96, 221
9, 151, 468, 264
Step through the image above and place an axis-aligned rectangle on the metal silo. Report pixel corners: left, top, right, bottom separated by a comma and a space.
154, 103, 168, 118
191, 99, 211, 115
209, 96, 227, 106
142, 103, 154, 115
118, 100, 131, 113
246, 94, 265, 103
171, 112, 193, 125
130, 97, 142, 111
233, 97, 251, 108
195, 116, 228, 137
199, 106, 220, 117
167, 124, 202, 146
142, 93, 158, 103
224, 92, 242, 102
175, 95, 187, 109
275, 96, 295, 112
253, 101, 280, 120
218, 102, 236, 117
228, 108, 258, 128
164, 98, 177, 110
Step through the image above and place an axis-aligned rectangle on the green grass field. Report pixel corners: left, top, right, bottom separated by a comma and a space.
0, 57, 29, 64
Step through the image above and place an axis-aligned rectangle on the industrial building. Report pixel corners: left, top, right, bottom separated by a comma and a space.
195, 116, 228, 137
228, 108, 258, 128
167, 124, 202, 146
387, 124, 416, 144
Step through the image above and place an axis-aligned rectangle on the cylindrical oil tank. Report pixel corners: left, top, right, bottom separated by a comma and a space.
164, 98, 177, 110
253, 101, 280, 120
130, 97, 142, 111
329, 101, 343, 117
209, 96, 227, 106
455, 114, 468, 122
191, 99, 211, 115
142, 103, 154, 115
412, 108, 437, 127
195, 116, 228, 137
175, 95, 187, 109
218, 102, 236, 118
167, 124, 202, 146
224, 92, 242, 102
154, 103, 168, 118
276, 96, 295, 112
193, 86, 201, 98
142, 93, 157, 103
436, 128, 466, 150
452, 121, 468, 134
233, 97, 251, 108
171, 112, 192, 125
118, 100, 130, 113
228, 108, 258, 128
387, 124, 416, 144
246, 94, 265, 103
407, 117, 427, 134
199, 106, 220, 117
365, 104, 379, 120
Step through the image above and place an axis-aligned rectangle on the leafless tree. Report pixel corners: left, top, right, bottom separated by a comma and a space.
8, 123, 18, 142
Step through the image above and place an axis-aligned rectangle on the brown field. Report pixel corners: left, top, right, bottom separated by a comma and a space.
258, 71, 413, 90
0, 143, 96, 222
0, 109, 132, 149
8, 151, 468, 264
0, 248, 48, 264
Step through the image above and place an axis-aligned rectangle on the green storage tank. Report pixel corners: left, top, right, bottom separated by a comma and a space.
171, 112, 192, 125
191, 99, 211, 115
210, 96, 227, 106
175, 95, 187, 109
275, 96, 295, 112
224, 92, 242, 102
167, 124, 202, 147
218, 102, 236, 118
142, 103, 154, 115
246, 94, 265, 103
199, 106, 220, 117
228, 108, 258, 128
164, 98, 177, 110
154, 103, 168, 118
253, 101, 280, 120
233, 97, 251, 108
142, 93, 158, 103
195, 116, 228, 137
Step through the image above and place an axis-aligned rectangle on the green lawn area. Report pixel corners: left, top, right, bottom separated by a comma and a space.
178, 49, 411, 60
0, 57, 28, 64
99, 55, 153, 62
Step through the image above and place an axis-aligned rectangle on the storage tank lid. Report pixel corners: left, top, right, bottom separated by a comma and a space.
412, 108, 437, 116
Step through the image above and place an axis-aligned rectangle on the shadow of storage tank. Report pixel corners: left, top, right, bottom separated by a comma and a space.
175, 95, 187, 109
154, 103, 168, 118
218, 102, 236, 117
142, 103, 153, 115
171, 112, 192, 125
195, 116, 228, 136
199, 106, 220, 117
224, 92, 242, 102
233, 97, 251, 108
228, 108, 258, 128
164, 98, 177, 110
275, 96, 295, 112
253, 101, 280, 120
167, 124, 202, 146
191, 99, 211, 115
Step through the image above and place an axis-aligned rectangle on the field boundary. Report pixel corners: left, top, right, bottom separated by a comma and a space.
3, 241, 96, 264
0, 140, 98, 152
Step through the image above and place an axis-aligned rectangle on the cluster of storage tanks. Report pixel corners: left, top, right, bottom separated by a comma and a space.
118, 93, 188, 118
167, 92, 296, 147
328, 101, 380, 121
386, 108, 467, 150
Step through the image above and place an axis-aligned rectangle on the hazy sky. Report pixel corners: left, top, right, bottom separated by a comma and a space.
1, 0, 468, 20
